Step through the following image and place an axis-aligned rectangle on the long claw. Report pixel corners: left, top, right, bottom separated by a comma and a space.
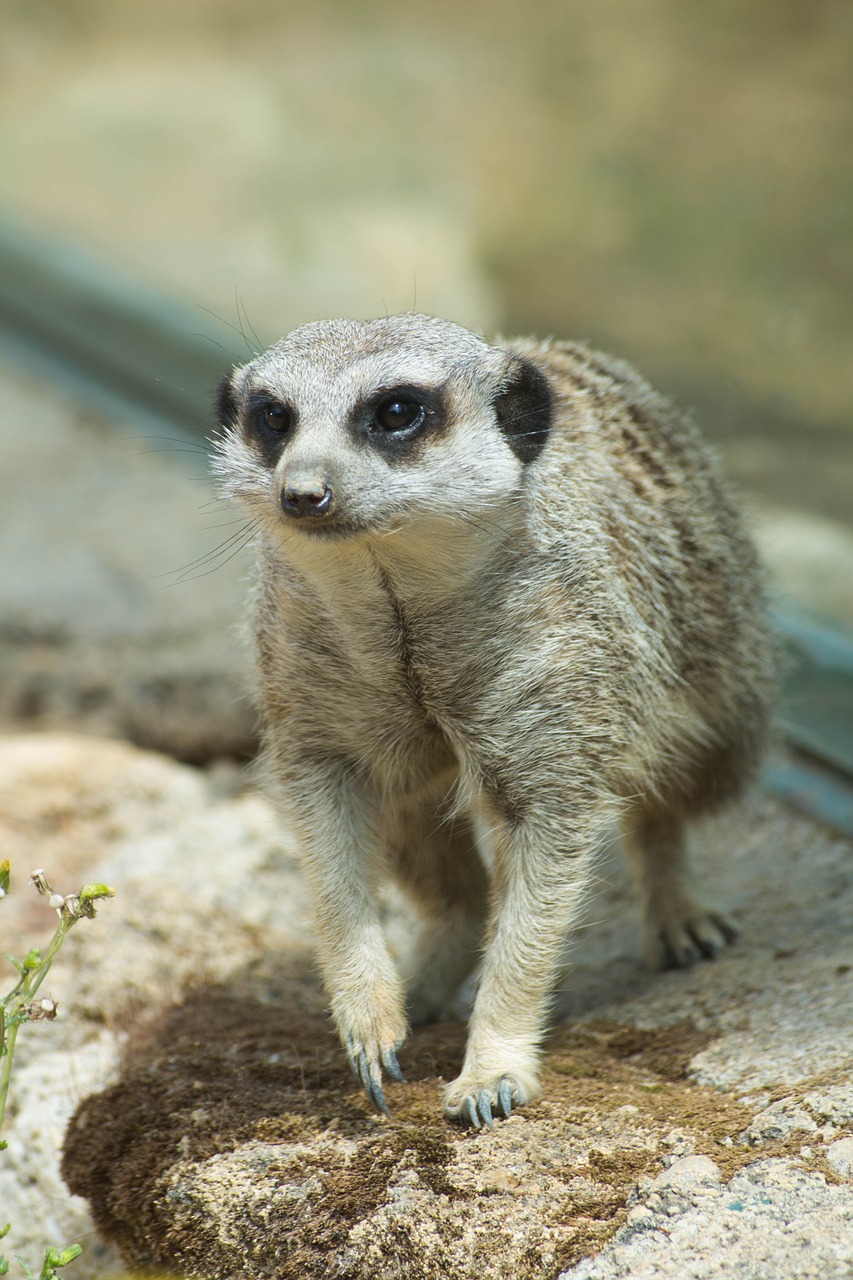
345, 1035, 359, 1080
345, 1040, 396, 1117
689, 925, 721, 959
477, 1090, 494, 1129
382, 1045, 406, 1084
364, 1054, 391, 1118
497, 1078, 514, 1118
370, 1080, 391, 1119
356, 1051, 372, 1096
712, 913, 739, 943
464, 1096, 480, 1129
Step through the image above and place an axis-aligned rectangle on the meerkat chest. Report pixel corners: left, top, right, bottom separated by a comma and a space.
260, 539, 472, 783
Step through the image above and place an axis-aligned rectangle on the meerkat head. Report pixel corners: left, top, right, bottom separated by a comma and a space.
213, 313, 552, 541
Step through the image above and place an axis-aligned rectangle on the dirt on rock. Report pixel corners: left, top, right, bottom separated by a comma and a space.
1, 733, 849, 1279
62, 971, 827, 1280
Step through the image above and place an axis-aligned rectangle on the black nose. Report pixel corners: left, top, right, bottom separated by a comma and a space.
280, 475, 334, 518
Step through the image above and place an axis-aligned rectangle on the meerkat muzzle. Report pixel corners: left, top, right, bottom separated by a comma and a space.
280, 474, 334, 518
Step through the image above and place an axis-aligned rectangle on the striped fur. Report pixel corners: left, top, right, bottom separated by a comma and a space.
214, 315, 775, 1127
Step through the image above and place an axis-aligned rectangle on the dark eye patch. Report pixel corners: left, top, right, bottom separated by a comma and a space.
243, 389, 296, 467
373, 396, 426, 433
355, 384, 446, 460
257, 402, 292, 434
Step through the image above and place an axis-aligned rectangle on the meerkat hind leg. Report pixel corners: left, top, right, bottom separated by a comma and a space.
621, 801, 738, 970
390, 810, 488, 1025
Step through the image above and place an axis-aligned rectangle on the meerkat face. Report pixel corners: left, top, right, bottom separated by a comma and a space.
213, 314, 552, 542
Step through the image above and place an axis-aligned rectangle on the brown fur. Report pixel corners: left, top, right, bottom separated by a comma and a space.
214, 314, 775, 1127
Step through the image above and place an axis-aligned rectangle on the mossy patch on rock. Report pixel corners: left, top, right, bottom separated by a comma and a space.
61, 965, 820, 1280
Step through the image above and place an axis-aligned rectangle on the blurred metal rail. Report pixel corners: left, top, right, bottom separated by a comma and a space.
0, 216, 237, 443
1, 216, 851, 831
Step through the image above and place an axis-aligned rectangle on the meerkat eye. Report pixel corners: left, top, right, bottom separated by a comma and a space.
257, 402, 292, 434
373, 397, 425, 433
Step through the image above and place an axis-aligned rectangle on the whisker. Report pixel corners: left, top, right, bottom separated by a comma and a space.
235, 290, 263, 353
197, 497, 238, 512
120, 446, 211, 461
232, 286, 259, 358
122, 434, 210, 448
193, 302, 254, 358
186, 330, 244, 361
118, 434, 211, 462
199, 517, 251, 532
161, 523, 256, 580
163, 526, 258, 586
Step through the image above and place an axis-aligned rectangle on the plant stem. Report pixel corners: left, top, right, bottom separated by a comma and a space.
0, 914, 73, 1138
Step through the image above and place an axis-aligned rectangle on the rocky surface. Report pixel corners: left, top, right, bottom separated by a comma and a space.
564, 1156, 853, 1280
1, 733, 850, 1279
0, 733, 306, 1276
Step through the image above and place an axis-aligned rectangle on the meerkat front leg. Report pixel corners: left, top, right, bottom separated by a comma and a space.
276, 758, 408, 1115
620, 801, 738, 970
443, 796, 614, 1129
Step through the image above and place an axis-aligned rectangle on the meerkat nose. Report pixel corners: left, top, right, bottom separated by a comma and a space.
280, 474, 335, 518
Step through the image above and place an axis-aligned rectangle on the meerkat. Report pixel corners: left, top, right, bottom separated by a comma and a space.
213, 313, 774, 1129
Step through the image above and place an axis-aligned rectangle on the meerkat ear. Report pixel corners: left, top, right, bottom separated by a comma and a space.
492, 356, 552, 463
214, 372, 239, 433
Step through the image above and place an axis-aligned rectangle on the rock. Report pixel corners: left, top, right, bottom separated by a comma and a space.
652, 1155, 722, 1192
805, 1085, 853, 1129
60, 989, 690, 1278
624, 1204, 657, 1230
2, 733, 852, 1277
743, 1098, 819, 1146
559, 795, 853, 1103
640, 1155, 723, 1223
0, 732, 305, 1274
827, 1138, 853, 1178
0, 361, 257, 762
562, 1159, 853, 1280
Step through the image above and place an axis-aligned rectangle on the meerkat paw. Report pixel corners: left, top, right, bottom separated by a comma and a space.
443, 1065, 541, 1130
644, 902, 738, 970
334, 984, 408, 1117
344, 1031, 407, 1117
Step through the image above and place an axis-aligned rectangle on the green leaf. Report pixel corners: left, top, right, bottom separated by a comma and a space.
22, 949, 41, 973
16, 1260, 35, 1280
0, 861, 9, 895
43, 1244, 82, 1269
78, 885, 114, 903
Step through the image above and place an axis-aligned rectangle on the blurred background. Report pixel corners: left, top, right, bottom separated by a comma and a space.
0, 0, 851, 760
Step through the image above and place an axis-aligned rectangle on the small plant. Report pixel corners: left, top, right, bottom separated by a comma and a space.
1, 860, 114, 1279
